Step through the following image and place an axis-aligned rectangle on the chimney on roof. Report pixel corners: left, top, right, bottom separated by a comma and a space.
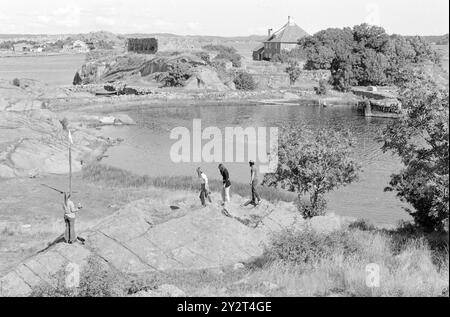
268, 28, 273, 37
288, 16, 295, 25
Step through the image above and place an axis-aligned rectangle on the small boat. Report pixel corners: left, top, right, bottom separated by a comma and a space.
95, 90, 118, 96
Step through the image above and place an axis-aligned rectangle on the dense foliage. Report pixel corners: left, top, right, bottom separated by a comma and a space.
266, 229, 362, 265
158, 62, 193, 87
285, 63, 303, 85
233, 71, 257, 90
203, 44, 242, 67
299, 24, 440, 91
263, 127, 361, 218
314, 79, 329, 95
381, 80, 449, 232
195, 51, 211, 64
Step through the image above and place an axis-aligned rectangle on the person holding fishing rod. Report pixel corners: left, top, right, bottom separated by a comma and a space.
42, 126, 84, 244
63, 192, 83, 244
41, 184, 84, 244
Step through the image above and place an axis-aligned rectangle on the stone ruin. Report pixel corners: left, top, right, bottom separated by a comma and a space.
127, 38, 158, 54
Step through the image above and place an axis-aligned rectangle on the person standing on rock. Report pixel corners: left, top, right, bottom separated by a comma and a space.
249, 160, 261, 206
197, 167, 212, 207
63, 193, 82, 244
218, 164, 231, 205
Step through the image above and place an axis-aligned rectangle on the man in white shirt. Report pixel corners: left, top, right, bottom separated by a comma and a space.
197, 167, 212, 207
63, 193, 82, 244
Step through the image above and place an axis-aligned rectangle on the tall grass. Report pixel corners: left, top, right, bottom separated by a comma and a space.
251, 227, 449, 297
82, 163, 295, 203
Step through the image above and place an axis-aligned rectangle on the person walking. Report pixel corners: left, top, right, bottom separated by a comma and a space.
197, 167, 212, 207
249, 160, 261, 206
218, 164, 231, 205
63, 193, 82, 244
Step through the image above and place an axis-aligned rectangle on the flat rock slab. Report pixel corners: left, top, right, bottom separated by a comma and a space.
0, 199, 284, 296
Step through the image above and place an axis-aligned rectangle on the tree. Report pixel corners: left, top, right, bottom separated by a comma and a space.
381, 81, 449, 232
300, 27, 354, 70
299, 24, 439, 89
359, 49, 390, 86
285, 63, 302, 85
329, 51, 358, 92
263, 127, 361, 218
352, 23, 390, 53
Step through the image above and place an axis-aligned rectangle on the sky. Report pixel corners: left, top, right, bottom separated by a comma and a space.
0, 0, 448, 36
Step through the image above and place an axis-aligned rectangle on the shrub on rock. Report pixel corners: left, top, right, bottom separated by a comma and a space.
159, 62, 193, 87
233, 71, 257, 91
314, 79, 329, 95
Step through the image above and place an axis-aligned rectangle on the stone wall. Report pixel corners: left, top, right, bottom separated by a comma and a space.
252, 69, 331, 89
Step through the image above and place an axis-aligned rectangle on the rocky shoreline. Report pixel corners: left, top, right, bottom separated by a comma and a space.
0, 79, 137, 179
0, 76, 359, 179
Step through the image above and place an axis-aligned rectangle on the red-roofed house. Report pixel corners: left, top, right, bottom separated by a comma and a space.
253, 16, 310, 61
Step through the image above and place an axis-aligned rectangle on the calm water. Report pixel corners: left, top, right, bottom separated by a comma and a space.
0, 54, 85, 86
101, 103, 411, 226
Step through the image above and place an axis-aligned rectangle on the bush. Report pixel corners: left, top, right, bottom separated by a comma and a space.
314, 79, 328, 95
285, 63, 302, 85
158, 62, 193, 87
202, 44, 242, 67
266, 229, 362, 265
12, 78, 20, 87
233, 71, 257, 90
348, 219, 376, 231
31, 257, 124, 297
195, 51, 211, 64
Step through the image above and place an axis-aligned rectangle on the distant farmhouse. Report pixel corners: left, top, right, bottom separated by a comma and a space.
127, 38, 158, 54
253, 16, 309, 61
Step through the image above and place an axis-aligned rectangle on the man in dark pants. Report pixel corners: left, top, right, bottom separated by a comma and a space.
63, 193, 83, 244
218, 164, 231, 205
249, 160, 261, 206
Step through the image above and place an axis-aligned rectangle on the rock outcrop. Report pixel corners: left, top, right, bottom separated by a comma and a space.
184, 67, 229, 91
0, 191, 355, 296
74, 52, 231, 92
0, 80, 110, 178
